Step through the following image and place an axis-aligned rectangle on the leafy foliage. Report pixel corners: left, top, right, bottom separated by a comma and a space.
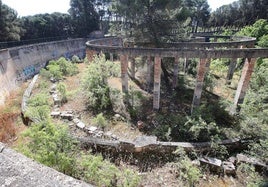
57, 82, 68, 104
21, 122, 78, 175
20, 13, 72, 40
110, 0, 210, 44
174, 147, 201, 186
92, 113, 108, 129
24, 93, 51, 123
41, 57, 78, 81
238, 19, 268, 47
69, 0, 99, 37
0, 1, 22, 41
82, 54, 120, 112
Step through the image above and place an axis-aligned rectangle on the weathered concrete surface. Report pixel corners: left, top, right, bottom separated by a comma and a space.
0, 39, 86, 106
153, 56, 162, 110
120, 54, 128, 93
0, 142, 92, 187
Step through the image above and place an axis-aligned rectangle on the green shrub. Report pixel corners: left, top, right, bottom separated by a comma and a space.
92, 113, 108, 129
71, 55, 81, 63
237, 163, 265, 187
174, 147, 201, 187
210, 58, 229, 77
82, 54, 119, 112
184, 116, 220, 142
47, 62, 63, 81
19, 121, 78, 176
79, 152, 141, 187
57, 82, 68, 104
42, 57, 79, 81
24, 93, 51, 123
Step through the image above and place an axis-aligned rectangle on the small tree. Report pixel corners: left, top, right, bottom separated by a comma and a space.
82, 54, 119, 112
57, 82, 68, 104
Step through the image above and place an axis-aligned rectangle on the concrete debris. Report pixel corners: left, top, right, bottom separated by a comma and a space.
60, 111, 74, 121
113, 114, 124, 121
222, 161, 236, 175
87, 126, 98, 133
137, 121, 144, 130
76, 122, 86, 129
199, 157, 222, 168
50, 111, 61, 117
227, 156, 236, 164
73, 118, 80, 124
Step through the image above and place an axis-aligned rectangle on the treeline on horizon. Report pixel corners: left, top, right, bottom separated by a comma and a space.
0, 0, 267, 43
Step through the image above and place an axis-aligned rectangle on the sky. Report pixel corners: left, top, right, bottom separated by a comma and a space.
2, 0, 237, 17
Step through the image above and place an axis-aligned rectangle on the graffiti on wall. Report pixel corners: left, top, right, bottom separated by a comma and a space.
23, 65, 35, 77
16, 62, 46, 83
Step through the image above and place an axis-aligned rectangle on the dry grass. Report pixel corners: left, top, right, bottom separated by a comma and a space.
0, 87, 27, 144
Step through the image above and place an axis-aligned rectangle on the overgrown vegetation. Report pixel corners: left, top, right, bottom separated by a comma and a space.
19, 69, 141, 186
40, 57, 78, 81
82, 54, 120, 113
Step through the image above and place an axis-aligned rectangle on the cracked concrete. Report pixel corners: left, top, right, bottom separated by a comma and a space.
0, 142, 93, 187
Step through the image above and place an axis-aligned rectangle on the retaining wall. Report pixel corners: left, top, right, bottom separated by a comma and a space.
0, 39, 86, 105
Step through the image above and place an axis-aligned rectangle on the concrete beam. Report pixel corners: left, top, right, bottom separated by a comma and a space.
120, 54, 128, 93
153, 56, 161, 110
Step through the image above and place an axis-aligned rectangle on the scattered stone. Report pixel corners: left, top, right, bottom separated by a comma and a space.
137, 121, 144, 130
95, 131, 104, 138
227, 156, 236, 164
52, 93, 61, 105
192, 159, 201, 166
76, 121, 86, 129
87, 126, 98, 135
199, 156, 222, 172
222, 161, 236, 175
50, 111, 61, 117
104, 131, 113, 137
60, 111, 74, 121
50, 78, 57, 83
73, 118, 80, 124
111, 135, 118, 140
113, 114, 123, 121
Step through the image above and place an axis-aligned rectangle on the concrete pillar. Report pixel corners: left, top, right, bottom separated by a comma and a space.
172, 57, 179, 89
86, 49, 96, 62
226, 58, 237, 84
183, 58, 189, 74
191, 58, 209, 113
231, 58, 256, 113
130, 57, 135, 78
153, 56, 161, 110
110, 53, 114, 61
146, 56, 153, 91
120, 54, 128, 93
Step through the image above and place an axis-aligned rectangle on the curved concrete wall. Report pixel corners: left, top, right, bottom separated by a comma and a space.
0, 39, 86, 105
